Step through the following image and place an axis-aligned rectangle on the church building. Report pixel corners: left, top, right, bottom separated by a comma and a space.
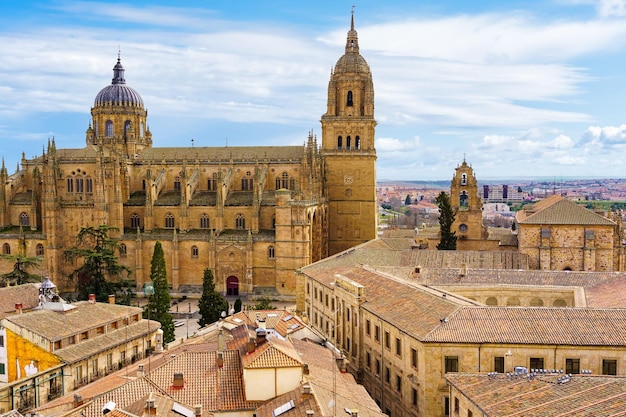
0, 15, 377, 297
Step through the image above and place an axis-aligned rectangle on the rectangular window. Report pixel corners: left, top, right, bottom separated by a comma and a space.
0, 363, 5, 375
375, 325, 380, 342
366, 319, 371, 336
325, 294, 329, 307
444, 397, 450, 416
107, 353, 113, 369
366, 351, 371, 369
385, 366, 390, 384
454, 397, 459, 413
0, 335, 4, 347
468, 411, 473, 417
530, 357, 544, 370
603, 359, 617, 375
81, 331, 88, 341
68, 335, 75, 345
54, 340, 61, 350
396, 375, 402, 392
445, 356, 459, 373
375, 359, 381, 375
396, 337, 402, 356
385, 331, 390, 349
412, 388, 418, 406
91, 359, 98, 374
494, 356, 505, 373
346, 307, 350, 321
411, 348, 418, 368
566, 358, 580, 374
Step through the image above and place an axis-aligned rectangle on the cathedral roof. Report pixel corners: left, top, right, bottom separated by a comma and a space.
516, 194, 616, 226
94, 54, 144, 108
333, 14, 371, 75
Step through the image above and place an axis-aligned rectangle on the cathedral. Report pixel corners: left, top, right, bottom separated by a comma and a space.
0, 15, 377, 297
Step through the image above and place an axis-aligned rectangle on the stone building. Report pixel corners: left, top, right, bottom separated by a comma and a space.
516, 194, 624, 271
0, 15, 377, 297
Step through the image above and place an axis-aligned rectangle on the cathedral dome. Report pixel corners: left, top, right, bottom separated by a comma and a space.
94, 55, 144, 107
332, 14, 371, 75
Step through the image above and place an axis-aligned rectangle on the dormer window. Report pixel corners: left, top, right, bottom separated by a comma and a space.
347, 91, 353, 107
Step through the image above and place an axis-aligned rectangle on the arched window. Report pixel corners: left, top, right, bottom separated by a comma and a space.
76, 176, 84, 193
165, 213, 175, 229
2, 243, 10, 255
282, 172, 289, 189
131, 213, 141, 229
105, 120, 114, 137
191, 245, 199, 258
268, 246, 275, 259
119, 243, 127, 257
337, 136, 343, 150
124, 120, 131, 137
460, 191, 468, 208
20, 212, 29, 226
236, 214, 245, 230
346, 136, 351, 150
86, 177, 93, 194
461, 173, 467, 185
200, 214, 209, 229
36, 243, 44, 256
355, 136, 361, 149
140, 122, 144, 138
67, 177, 74, 193
347, 91, 353, 107
174, 176, 181, 191
242, 171, 253, 191
94, 121, 98, 136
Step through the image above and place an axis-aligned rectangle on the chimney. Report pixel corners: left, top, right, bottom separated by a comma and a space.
303, 363, 310, 375
15, 303, 23, 314
108, 294, 115, 304
256, 328, 267, 344
137, 364, 144, 377
306, 411, 315, 417
194, 405, 202, 417
173, 372, 184, 389
145, 397, 156, 415
217, 328, 225, 352
302, 384, 312, 400
89, 294, 96, 303
74, 394, 84, 408
247, 337, 256, 354
217, 351, 224, 368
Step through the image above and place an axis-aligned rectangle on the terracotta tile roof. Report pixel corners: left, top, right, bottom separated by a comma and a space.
425, 307, 626, 345
446, 373, 626, 416
516, 194, 615, 225
291, 339, 384, 417
5, 301, 143, 341
0, 283, 41, 318
254, 386, 320, 417
241, 336, 303, 369
1, 410, 25, 417
123, 392, 211, 417
55, 320, 161, 363
224, 310, 304, 337
146, 350, 264, 412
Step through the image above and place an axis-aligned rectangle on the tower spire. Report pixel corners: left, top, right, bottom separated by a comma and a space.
112, 50, 126, 85
345, 8, 359, 54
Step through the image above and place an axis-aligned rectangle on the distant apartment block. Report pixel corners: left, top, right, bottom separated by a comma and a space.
482, 184, 524, 203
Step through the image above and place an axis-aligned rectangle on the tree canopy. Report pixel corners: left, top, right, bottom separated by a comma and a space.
436, 191, 457, 250
145, 241, 175, 343
63, 225, 132, 303
197, 268, 229, 327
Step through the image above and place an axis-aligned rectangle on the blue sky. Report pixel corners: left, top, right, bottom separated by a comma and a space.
2, 1, 626, 180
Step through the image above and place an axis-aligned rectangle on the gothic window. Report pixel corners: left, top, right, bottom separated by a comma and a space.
67, 178, 74, 193
290, 178, 295, 190
191, 246, 199, 258
211, 172, 218, 191
142, 179, 146, 190
282, 172, 289, 189
20, 212, 29, 226
346, 136, 351, 149
140, 122, 144, 138
94, 121, 98, 136
105, 120, 114, 137
337, 136, 343, 149
200, 214, 209, 229
119, 243, 127, 257
86, 177, 93, 194
461, 173, 467, 185
36, 243, 44, 256
174, 176, 181, 191
235, 214, 245, 230
347, 90, 353, 107
124, 121, 131, 138
268, 246, 275, 259
355, 136, 361, 149
2, 243, 10, 255
131, 213, 141, 229
76, 177, 84, 193
165, 213, 175, 229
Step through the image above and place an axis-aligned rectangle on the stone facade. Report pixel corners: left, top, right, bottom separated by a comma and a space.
0, 16, 377, 296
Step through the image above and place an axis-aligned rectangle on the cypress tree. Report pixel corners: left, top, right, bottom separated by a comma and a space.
198, 268, 229, 327
436, 191, 457, 250
234, 298, 243, 313
146, 241, 175, 343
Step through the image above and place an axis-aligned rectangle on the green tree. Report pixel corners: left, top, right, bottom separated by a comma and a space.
435, 191, 457, 250
64, 225, 132, 302
198, 268, 229, 327
145, 241, 175, 343
234, 298, 243, 313
405, 194, 412, 205
251, 296, 275, 310
1, 226, 42, 287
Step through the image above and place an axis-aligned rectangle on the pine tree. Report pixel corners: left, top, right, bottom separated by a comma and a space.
198, 268, 228, 327
234, 298, 243, 313
436, 191, 457, 250
146, 241, 175, 343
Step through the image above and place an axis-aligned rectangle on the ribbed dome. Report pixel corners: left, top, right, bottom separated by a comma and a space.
94, 55, 144, 107
334, 53, 371, 75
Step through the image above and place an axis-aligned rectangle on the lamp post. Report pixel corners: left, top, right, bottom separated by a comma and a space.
143, 282, 155, 372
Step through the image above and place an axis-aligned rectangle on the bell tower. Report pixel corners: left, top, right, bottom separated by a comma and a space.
321, 13, 377, 255
450, 159, 488, 243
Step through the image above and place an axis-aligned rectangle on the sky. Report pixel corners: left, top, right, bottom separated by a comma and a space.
2, 1, 626, 180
